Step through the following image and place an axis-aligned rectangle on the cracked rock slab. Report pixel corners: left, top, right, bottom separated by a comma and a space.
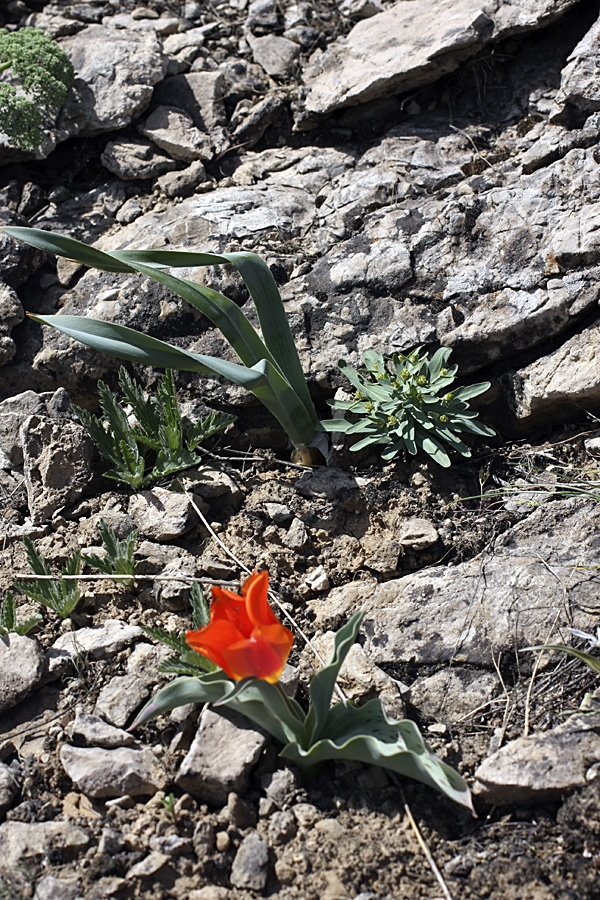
21, 415, 94, 524
0, 820, 89, 869
59, 25, 167, 137
509, 321, 600, 422
299, 0, 580, 123
309, 499, 600, 669
474, 711, 600, 805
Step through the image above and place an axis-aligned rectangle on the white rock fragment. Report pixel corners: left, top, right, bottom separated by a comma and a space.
0, 634, 45, 715
128, 487, 199, 540
48, 620, 143, 674
176, 708, 267, 804
303, 565, 330, 592
60, 744, 166, 798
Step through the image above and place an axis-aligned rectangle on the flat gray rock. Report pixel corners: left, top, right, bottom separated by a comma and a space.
0, 820, 89, 869
300, 0, 581, 123
128, 487, 199, 540
101, 139, 178, 180
309, 499, 600, 669
138, 106, 213, 162
66, 712, 136, 748
230, 833, 269, 891
0, 635, 45, 715
60, 744, 166, 798
59, 25, 167, 137
94, 674, 150, 728
0, 391, 46, 467
474, 711, 600, 805
0, 762, 19, 817
176, 707, 267, 804
509, 322, 600, 422
21, 414, 94, 524
49, 619, 142, 673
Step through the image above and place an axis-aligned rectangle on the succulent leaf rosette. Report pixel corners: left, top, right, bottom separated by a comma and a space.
321, 347, 495, 467
133, 571, 475, 815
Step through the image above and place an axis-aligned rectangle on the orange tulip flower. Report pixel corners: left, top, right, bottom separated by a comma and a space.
186, 571, 293, 684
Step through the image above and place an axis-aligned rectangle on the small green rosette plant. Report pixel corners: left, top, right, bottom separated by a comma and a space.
321, 347, 494, 466
133, 571, 475, 816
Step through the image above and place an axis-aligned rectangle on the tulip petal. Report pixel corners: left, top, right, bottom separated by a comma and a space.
186, 620, 246, 674
211, 585, 253, 634
186, 570, 293, 683
222, 625, 293, 683
243, 570, 280, 628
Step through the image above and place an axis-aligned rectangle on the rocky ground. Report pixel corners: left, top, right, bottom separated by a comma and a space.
2, 0, 600, 897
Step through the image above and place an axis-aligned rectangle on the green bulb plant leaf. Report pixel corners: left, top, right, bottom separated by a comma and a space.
133, 576, 475, 816
321, 347, 494, 467
0, 27, 75, 151
2, 227, 323, 459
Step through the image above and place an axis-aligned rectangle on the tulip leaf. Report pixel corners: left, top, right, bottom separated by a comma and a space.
225, 679, 307, 745
4, 226, 319, 449
527, 644, 600, 675
130, 672, 234, 729
304, 611, 364, 744
281, 701, 475, 816
28, 314, 318, 449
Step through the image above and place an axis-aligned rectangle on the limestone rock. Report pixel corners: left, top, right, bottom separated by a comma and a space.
176, 708, 268, 804
509, 321, 600, 422
397, 518, 439, 550
0, 391, 46, 467
66, 712, 137, 749
128, 487, 199, 540
49, 620, 143, 673
309, 499, 600, 670
101, 139, 178, 180
60, 744, 166, 798
0, 820, 89, 869
0, 282, 24, 367
474, 712, 600, 805
299, 0, 581, 124
155, 161, 207, 198
59, 25, 167, 137
152, 72, 227, 133
138, 106, 213, 162
551, 10, 600, 121
247, 33, 300, 77
0, 762, 19, 817
230, 833, 269, 891
0, 635, 45, 715
21, 414, 94, 524
93, 674, 150, 728
33, 876, 82, 900
410, 668, 499, 722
